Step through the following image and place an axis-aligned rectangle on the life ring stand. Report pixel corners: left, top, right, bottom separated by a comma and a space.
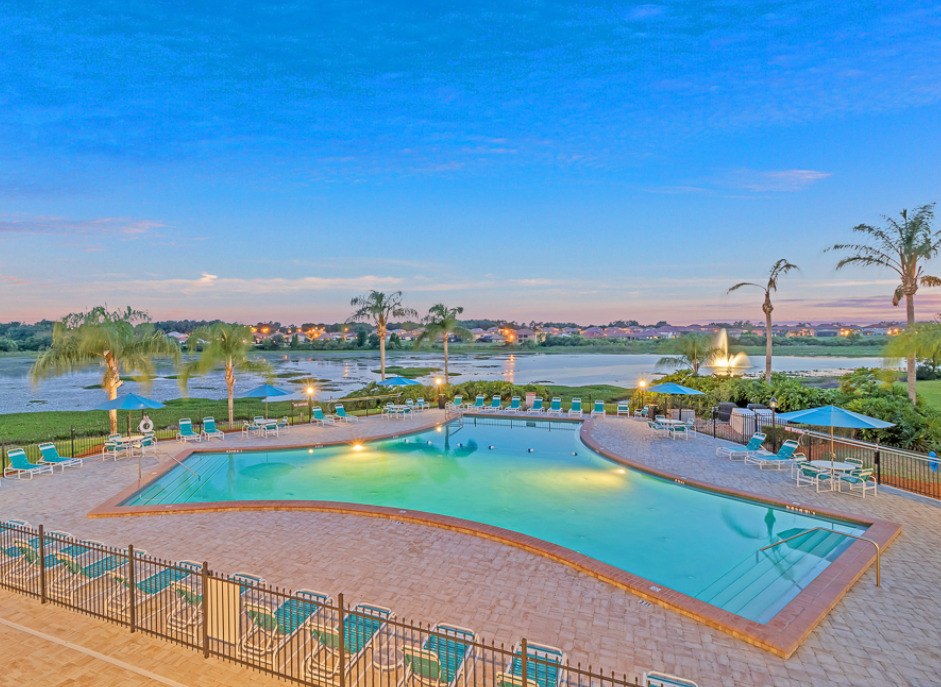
139, 417, 154, 433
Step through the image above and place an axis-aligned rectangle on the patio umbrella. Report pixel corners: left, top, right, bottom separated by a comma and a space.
94, 393, 165, 435
376, 376, 421, 386
645, 382, 704, 420
241, 384, 291, 418
775, 405, 894, 465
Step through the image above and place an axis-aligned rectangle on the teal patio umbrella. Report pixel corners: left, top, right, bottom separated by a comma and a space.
645, 382, 704, 419
242, 384, 291, 418
95, 393, 164, 435
776, 405, 894, 463
376, 376, 421, 386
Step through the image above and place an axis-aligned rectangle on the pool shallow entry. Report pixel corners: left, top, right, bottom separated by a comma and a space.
122, 417, 867, 625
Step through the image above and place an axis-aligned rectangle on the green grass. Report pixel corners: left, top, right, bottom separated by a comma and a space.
901, 380, 941, 410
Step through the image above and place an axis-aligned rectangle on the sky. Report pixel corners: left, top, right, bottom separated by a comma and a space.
1, 1, 940, 325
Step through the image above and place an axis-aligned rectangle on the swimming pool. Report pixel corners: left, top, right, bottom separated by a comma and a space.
124, 417, 866, 624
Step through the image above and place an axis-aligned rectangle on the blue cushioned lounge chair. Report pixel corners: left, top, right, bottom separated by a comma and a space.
716, 433, 766, 461
497, 641, 566, 687
176, 418, 200, 443
240, 590, 330, 664
306, 603, 393, 684
403, 623, 478, 687
201, 417, 224, 441
3, 448, 54, 479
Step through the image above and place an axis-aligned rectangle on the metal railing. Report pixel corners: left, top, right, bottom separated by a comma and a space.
756, 527, 882, 586
0, 522, 646, 687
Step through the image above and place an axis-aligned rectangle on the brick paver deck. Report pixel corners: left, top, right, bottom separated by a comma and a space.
1, 410, 939, 686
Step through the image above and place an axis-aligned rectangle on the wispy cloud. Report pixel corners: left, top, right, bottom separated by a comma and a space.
723, 169, 831, 192
0, 216, 162, 237
0, 274, 32, 286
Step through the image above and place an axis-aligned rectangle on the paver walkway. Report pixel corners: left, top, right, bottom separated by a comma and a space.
1, 410, 939, 686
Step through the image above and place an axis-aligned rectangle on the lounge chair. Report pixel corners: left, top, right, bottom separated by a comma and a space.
745, 440, 800, 470
715, 433, 766, 461
590, 400, 605, 418
50, 546, 143, 604
1, 531, 79, 584
3, 448, 54, 479
106, 560, 202, 614
417, 398, 428, 412
406, 399, 417, 413
643, 671, 700, 687
230, 571, 266, 594
38, 442, 82, 471
240, 589, 330, 664
567, 398, 583, 417
647, 420, 666, 433
505, 397, 522, 412
312, 407, 338, 426
403, 623, 477, 687
201, 417, 225, 441
633, 405, 649, 419
839, 468, 877, 497
617, 401, 631, 417
469, 395, 486, 411
546, 398, 564, 416
176, 418, 201, 443
446, 396, 464, 411
167, 580, 203, 634
795, 463, 833, 492
497, 641, 566, 687
485, 396, 502, 412
305, 603, 393, 684
335, 404, 359, 423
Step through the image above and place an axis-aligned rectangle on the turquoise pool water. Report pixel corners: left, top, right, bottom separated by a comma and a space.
125, 417, 866, 623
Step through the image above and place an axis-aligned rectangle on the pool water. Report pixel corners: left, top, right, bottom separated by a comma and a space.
125, 417, 866, 623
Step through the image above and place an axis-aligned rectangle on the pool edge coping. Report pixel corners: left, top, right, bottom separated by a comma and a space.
87, 412, 903, 659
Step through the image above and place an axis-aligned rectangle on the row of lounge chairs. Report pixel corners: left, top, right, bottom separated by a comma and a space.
454, 395, 611, 417
3, 444, 84, 479
311, 404, 360, 426
716, 434, 878, 497
0, 518, 695, 687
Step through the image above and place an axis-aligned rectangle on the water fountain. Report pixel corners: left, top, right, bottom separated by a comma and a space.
705, 329, 752, 375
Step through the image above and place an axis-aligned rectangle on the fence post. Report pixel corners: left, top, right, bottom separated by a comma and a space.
38, 524, 47, 603
201, 561, 210, 658
521, 638, 528, 687
874, 449, 881, 485
337, 592, 346, 687
70, 426, 75, 459
128, 544, 136, 632
0, 435, 5, 475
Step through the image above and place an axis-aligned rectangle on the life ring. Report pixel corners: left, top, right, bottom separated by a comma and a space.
139, 417, 154, 433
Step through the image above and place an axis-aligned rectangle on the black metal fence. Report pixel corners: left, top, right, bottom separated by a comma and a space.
708, 410, 941, 500
0, 522, 647, 687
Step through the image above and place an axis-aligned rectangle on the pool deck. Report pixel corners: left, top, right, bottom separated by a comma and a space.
1, 410, 939, 686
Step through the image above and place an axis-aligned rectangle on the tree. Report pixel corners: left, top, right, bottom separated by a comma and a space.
349, 291, 417, 379
30, 306, 181, 434
414, 304, 474, 380
884, 321, 941, 379
355, 330, 367, 348
827, 204, 940, 402
656, 333, 720, 375
178, 322, 271, 425
727, 259, 799, 382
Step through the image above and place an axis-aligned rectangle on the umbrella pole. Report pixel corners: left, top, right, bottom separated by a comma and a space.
831, 425, 835, 466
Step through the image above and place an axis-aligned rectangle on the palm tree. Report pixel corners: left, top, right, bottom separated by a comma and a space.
656, 333, 720, 375
827, 204, 940, 403
884, 320, 941, 380
30, 306, 180, 433
178, 322, 271, 425
727, 259, 799, 383
349, 291, 417, 380
414, 304, 474, 380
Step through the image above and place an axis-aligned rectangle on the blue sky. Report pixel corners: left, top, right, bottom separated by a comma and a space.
1, 1, 940, 324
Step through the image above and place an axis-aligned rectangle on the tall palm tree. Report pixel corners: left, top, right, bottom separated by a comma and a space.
884, 321, 941, 380
827, 204, 940, 403
178, 322, 271, 425
30, 306, 180, 433
349, 291, 417, 380
414, 304, 474, 380
727, 259, 799, 383
656, 333, 720, 375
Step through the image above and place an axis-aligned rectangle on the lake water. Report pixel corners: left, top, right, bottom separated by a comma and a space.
0, 351, 892, 415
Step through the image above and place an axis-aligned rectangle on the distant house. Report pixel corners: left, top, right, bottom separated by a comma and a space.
814, 325, 842, 338
166, 331, 188, 344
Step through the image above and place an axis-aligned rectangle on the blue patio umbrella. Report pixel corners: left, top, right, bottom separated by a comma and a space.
94, 393, 164, 411
376, 376, 421, 386
776, 405, 894, 464
645, 382, 704, 419
241, 384, 291, 418
94, 394, 164, 438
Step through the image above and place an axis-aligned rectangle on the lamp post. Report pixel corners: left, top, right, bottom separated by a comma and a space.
435, 377, 445, 409
306, 386, 314, 423
769, 396, 778, 452
638, 379, 646, 413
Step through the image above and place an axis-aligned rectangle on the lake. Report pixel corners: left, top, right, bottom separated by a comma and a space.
0, 351, 893, 415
